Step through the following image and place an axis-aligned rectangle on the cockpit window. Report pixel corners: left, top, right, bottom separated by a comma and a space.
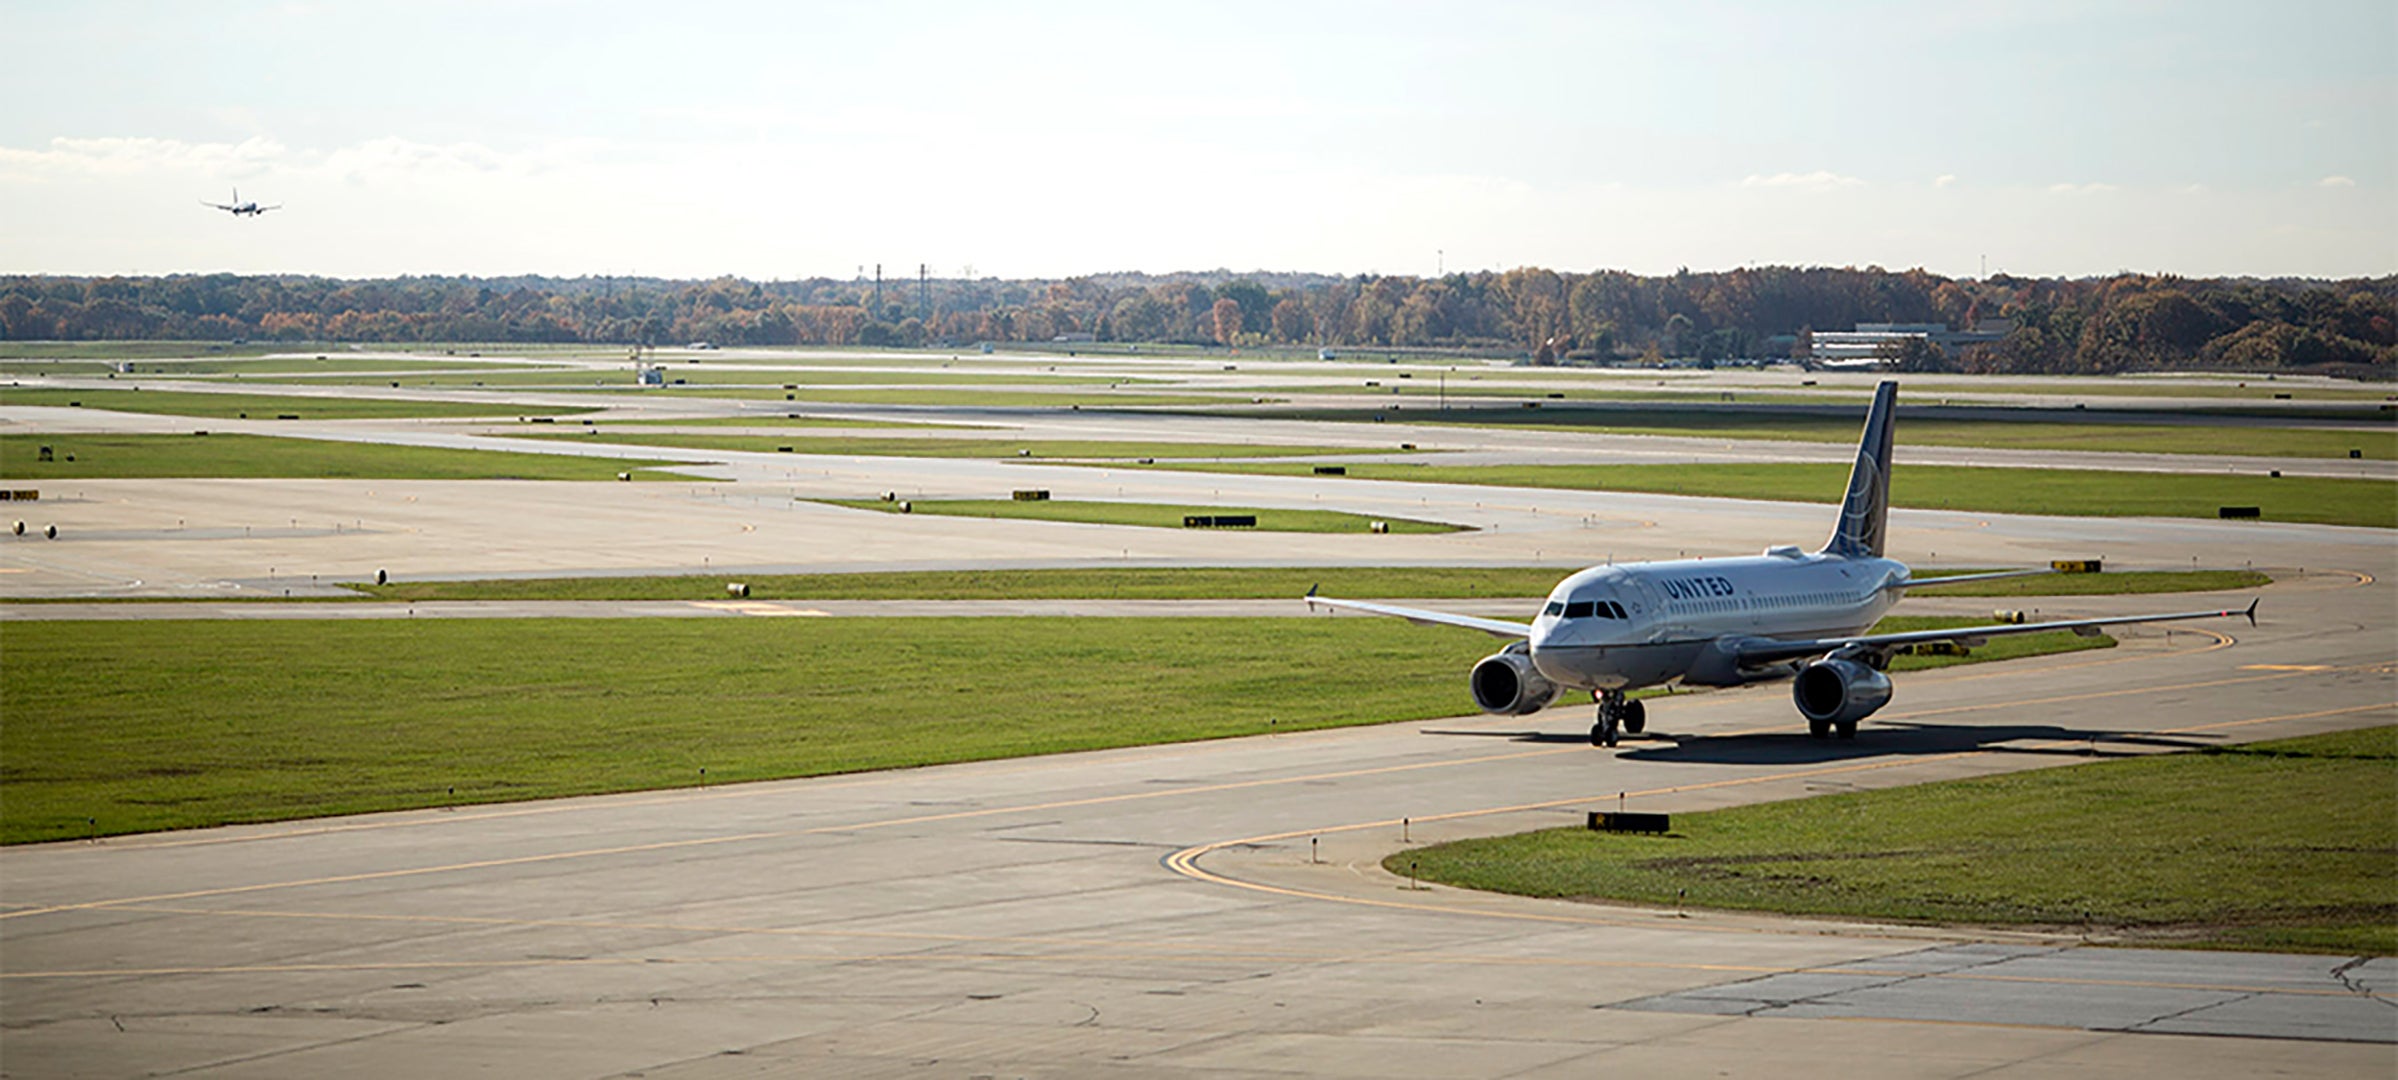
1563, 600, 1594, 619
1605, 601, 1627, 619
1543, 601, 1564, 617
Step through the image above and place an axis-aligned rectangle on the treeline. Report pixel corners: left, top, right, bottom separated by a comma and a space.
1, 267, 2389, 376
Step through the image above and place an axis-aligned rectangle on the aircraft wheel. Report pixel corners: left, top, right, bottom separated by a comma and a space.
1589, 722, 1606, 747
1622, 699, 1646, 735
1836, 720, 1857, 740
1808, 715, 1832, 739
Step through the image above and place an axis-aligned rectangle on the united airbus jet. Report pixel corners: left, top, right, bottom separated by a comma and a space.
1307, 380, 2255, 746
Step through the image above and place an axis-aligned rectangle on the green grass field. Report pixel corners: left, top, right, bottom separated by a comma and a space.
0, 342, 287, 361
1311, 384, 1856, 406
354, 566, 1578, 603
1867, 615, 2114, 672
1144, 460, 2396, 529
0, 387, 592, 420
1252, 405, 2397, 460
344, 566, 2262, 604
0, 618, 1495, 843
505, 431, 1392, 460
604, 416, 961, 429
0, 432, 694, 481
1393, 725, 2396, 954
1909, 569, 2271, 597
733, 388, 1254, 407
0, 611, 2123, 844
18, 357, 563, 377
825, 498, 1464, 534
286, 367, 1158, 388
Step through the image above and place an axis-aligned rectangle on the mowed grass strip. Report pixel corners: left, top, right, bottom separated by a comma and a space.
1250, 405, 2397, 459
0, 387, 592, 420
346, 566, 2259, 604
356, 566, 1576, 603
1393, 725, 2397, 955
826, 498, 1464, 534
286, 368, 1156, 387
722, 388, 1251, 407
506, 431, 1389, 460
1869, 615, 2114, 672
0, 342, 287, 361
1910, 569, 2271, 597
1143, 460, 2396, 529
1500, 413, 2395, 460
0, 432, 694, 481
0, 618, 1495, 843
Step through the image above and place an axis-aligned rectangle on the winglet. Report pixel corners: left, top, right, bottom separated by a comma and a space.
2243, 598, 2259, 626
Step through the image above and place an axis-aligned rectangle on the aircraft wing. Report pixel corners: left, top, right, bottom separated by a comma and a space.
1901, 567, 2058, 588
258, 205, 282, 213
1303, 593, 1531, 640
202, 200, 233, 210
1730, 600, 2257, 667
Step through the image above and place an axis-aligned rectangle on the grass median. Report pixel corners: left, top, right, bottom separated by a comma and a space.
0, 617, 1494, 843
356, 566, 1572, 603
505, 431, 1395, 460
0, 610, 2121, 844
0, 432, 695, 481
1138, 460, 2395, 529
344, 566, 2262, 604
1392, 725, 2396, 954
824, 498, 1463, 534
0, 387, 592, 420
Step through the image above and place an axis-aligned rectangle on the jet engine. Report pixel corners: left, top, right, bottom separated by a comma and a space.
1791, 656, 1892, 734
1470, 649, 1559, 716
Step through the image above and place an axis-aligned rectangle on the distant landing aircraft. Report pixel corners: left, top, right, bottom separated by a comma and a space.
202, 188, 280, 217
1308, 380, 2257, 746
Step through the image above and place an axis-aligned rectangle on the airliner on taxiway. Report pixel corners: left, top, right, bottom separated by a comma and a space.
1308, 380, 2256, 746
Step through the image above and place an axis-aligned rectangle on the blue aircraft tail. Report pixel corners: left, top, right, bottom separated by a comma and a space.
1822, 380, 1897, 558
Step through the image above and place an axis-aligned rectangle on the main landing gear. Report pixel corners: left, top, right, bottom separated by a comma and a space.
1591, 691, 1645, 748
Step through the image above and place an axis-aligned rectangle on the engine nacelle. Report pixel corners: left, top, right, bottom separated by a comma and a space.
1792, 657, 1893, 727
1470, 649, 1559, 716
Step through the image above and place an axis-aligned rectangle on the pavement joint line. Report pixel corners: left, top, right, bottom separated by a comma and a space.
1160, 700, 2396, 935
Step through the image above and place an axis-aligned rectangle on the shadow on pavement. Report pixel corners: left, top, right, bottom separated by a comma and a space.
1422, 720, 2229, 765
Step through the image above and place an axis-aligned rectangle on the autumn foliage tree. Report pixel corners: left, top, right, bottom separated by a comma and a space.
0, 268, 2385, 376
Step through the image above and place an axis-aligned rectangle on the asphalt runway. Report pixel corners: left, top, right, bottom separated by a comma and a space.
3, 368, 2394, 1076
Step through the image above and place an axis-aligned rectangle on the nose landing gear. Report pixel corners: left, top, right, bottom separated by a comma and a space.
1591, 691, 1646, 747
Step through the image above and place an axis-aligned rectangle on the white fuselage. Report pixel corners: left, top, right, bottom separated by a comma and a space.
1526, 547, 1908, 691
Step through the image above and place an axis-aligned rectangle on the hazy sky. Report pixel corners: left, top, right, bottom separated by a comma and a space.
4, 0, 2391, 280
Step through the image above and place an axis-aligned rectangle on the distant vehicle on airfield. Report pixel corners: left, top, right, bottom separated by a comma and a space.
201, 188, 280, 217
1308, 380, 2258, 746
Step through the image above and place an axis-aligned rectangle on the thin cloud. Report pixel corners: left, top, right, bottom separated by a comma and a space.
1933, 174, 1957, 188
2318, 175, 2355, 187
2046, 182, 2119, 195
1741, 171, 1865, 191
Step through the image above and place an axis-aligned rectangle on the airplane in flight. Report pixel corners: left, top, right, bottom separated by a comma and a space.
201, 188, 280, 217
1307, 380, 2256, 746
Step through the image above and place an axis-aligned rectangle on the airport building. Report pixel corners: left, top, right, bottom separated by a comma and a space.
1807, 320, 2014, 364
